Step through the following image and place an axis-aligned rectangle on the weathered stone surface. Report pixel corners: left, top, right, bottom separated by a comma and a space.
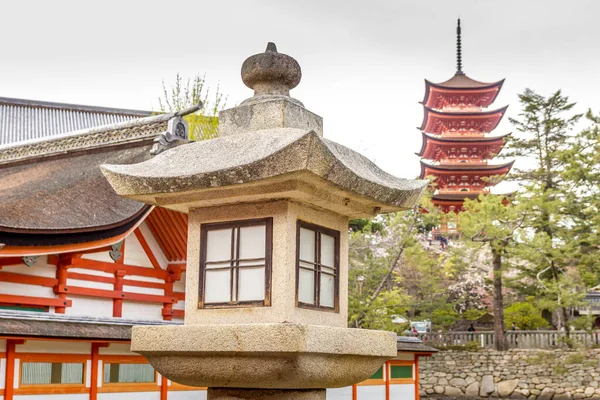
434, 386, 445, 394
102, 128, 427, 216
498, 380, 520, 398
132, 323, 396, 388
450, 378, 467, 388
207, 388, 325, 400
466, 382, 480, 397
481, 375, 496, 396
539, 387, 555, 400
445, 386, 464, 397
586, 388, 596, 396
554, 393, 573, 400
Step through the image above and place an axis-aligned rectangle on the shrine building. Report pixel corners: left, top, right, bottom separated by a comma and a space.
417, 20, 513, 236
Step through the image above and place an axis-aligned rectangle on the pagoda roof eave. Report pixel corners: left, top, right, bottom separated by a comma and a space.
419, 159, 515, 179
422, 76, 505, 106
419, 105, 509, 133
416, 131, 512, 157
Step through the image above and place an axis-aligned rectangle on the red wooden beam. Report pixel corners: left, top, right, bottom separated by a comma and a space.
145, 216, 176, 261
153, 209, 185, 261
0, 294, 72, 308
66, 271, 167, 290
69, 258, 168, 280
133, 228, 162, 270
59, 285, 174, 304
113, 270, 126, 318
0, 271, 57, 287
0, 257, 24, 268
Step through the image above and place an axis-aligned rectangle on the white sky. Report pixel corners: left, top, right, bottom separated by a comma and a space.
1, 0, 599, 189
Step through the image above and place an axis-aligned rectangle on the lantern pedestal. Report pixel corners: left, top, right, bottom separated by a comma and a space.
131, 323, 396, 389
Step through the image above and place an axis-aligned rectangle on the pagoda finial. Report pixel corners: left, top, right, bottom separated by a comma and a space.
456, 18, 463, 75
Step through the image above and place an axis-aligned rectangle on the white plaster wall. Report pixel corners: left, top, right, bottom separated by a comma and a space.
327, 386, 352, 400
99, 343, 133, 355
15, 395, 88, 400
168, 391, 207, 400
0, 282, 54, 298
98, 393, 160, 400
2, 262, 55, 277
357, 385, 385, 399
0, 358, 6, 389
83, 251, 115, 263
124, 234, 155, 269
122, 301, 163, 321
67, 279, 113, 291
68, 268, 113, 279
390, 383, 415, 400
138, 222, 169, 269
125, 275, 164, 284
16, 340, 91, 354
122, 285, 164, 296
64, 295, 113, 318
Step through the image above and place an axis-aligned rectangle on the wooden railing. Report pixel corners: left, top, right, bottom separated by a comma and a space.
413, 330, 600, 349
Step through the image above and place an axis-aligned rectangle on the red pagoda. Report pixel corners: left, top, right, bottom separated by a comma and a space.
418, 19, 513, 234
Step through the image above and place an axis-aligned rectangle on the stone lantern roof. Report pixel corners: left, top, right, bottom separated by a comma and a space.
102, 43, 427, 218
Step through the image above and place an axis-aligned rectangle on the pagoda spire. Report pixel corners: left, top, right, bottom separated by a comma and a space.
456, 18, 463, 75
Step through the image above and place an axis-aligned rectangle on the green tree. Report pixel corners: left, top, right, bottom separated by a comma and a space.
158, 73, 227, 140
507, 89, 584, 337
504, 301, 549, 330
459, 194, 526, 350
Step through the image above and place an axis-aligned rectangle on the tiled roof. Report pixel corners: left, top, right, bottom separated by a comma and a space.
0, 96, 152, 146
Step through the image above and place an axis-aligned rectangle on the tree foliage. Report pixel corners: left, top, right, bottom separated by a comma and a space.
504, 301, 549, 330
158, 73, 227, 140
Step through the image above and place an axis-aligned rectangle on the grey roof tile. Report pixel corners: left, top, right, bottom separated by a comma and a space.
0, 96, 152, 146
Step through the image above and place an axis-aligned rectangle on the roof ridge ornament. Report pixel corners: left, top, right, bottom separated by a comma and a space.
456, 18, 464, 75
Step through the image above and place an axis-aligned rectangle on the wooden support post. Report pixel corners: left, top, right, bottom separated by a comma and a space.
162, 277, 174, 321
415, 356, 420, 400
113, 270, 126, 318
90, 343, 108, 400
352, 384, 357, 400
385, 361, 390, 400
160, 375, 169, 400
5, 339, 25, 400
54, 255, 71, 314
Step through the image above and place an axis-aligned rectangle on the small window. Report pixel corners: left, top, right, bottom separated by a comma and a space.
21, 362, 84, 385
199, 218, 272, 308
296, 221, 340, 311
390, 365, 413, 380
104, 363, 156, 384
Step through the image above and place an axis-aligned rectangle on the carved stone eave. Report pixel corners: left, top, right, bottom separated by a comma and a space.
101, 129, 427, 217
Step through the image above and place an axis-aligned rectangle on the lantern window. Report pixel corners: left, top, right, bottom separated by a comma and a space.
199, 218, 272, 308
296, 221, 340, 311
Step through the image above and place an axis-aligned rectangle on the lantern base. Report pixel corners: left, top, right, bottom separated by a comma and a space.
208, 388, 325, 400
131, 323, 396, 389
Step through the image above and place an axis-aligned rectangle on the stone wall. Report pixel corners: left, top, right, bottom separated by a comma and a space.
419, 349, 600, 400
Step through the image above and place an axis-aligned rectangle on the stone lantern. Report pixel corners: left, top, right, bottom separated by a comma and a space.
102, 43, 427, 400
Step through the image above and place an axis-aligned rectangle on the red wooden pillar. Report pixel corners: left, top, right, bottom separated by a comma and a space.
415, 356, 420, 400
5, 339, 24, 400
352, 384, 357, 400
113, 270, 126, 318
160, 375, 169, 400
90, 343, 108, 400
385, 361, 390, 400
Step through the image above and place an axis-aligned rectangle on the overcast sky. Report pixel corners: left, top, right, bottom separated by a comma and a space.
1, 0, 599, 187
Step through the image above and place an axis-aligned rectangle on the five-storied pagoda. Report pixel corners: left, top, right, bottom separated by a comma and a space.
418, 19, 513, 235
